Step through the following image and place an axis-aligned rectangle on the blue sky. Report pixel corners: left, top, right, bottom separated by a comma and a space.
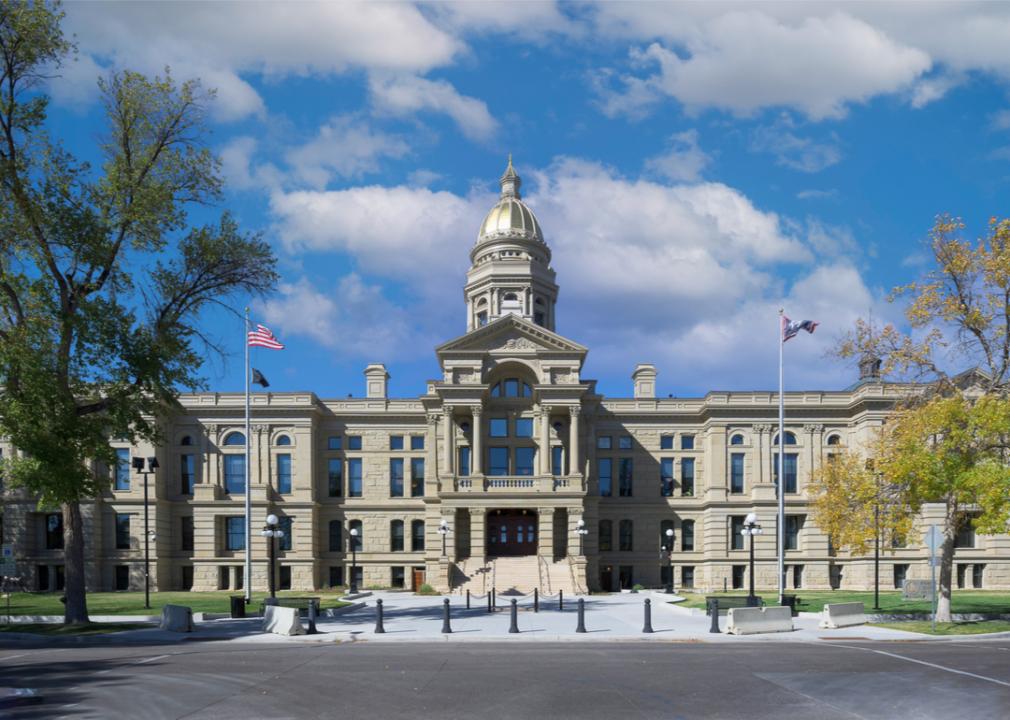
46, 2, 1010, 399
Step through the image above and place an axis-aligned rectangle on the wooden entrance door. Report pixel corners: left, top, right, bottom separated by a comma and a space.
487, 510, 537, 557
412, 568, 425, 590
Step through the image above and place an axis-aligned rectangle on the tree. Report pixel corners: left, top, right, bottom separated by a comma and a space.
837, 215, 1010, 621
0, 2, 278, 623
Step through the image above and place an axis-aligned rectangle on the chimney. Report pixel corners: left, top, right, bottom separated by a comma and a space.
632, 363, 657, 399
364, 363, 389, 399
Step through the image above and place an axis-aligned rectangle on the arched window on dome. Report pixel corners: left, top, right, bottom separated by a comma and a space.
501, 291, 521, 316
534, 297, 545, 326
490, 379, 532, 398
475, 297, 488, 328
773, 432, 797, 445
730, 434, 744, 446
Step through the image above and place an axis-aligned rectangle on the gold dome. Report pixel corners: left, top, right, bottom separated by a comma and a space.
477, 157, 544, 244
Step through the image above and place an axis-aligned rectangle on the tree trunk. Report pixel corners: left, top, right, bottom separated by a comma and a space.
62, 501, 90, 624
936, 529, 955, 623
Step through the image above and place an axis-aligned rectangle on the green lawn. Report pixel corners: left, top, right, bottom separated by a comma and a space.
675, 590, 1010, 615
0, 622, 149, 636
872, 620, 1010, 636
1, 590, 350, 617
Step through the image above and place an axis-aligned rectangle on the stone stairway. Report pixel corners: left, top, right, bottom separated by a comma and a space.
452, 557, 492, 595
453, 556, 586, 596
490, 556, 542, 595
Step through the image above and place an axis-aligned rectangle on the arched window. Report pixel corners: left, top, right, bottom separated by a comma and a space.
411, 520, 425, 551
619, 520, 634, 551
503, 292, 518, 301
390, 520, 404, 552
223, 432, 245, 446
730, 434, 744, 446
773, 432, 797, 445
598, 519, 612, 552
491, 379, 533, 398
275, 434, 292, 446
349, 520, 363, 551
328, 520, 342, 552
826, 434, 841, 446
180, 435, 193, 446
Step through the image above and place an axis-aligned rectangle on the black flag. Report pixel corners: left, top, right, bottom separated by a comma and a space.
252, 368, 270, 388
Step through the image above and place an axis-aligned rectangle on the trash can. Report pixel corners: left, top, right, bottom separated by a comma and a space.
230, 595, 246, 618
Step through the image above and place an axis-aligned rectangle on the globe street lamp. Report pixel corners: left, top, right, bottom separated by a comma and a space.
131, 456, 160, 609
741, 512, 763, 607
438, 519, 451, 557
349, 527, 360, 593
664, 527, 675, 594
575, 519, 588, 556
260, 514, 284, 600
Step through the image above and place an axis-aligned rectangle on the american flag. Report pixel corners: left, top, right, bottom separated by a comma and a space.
782, 315, 819, 343
247, 324, 285, 350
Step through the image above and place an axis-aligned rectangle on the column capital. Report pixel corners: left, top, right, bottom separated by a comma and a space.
470, 405, 483, 417
803, 423, 824, 434
753, 423, 773, 433
568, 405, 582, 418
426, 412, 442, 425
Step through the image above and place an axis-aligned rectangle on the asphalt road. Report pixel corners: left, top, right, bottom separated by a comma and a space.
2, 639, 1009, 719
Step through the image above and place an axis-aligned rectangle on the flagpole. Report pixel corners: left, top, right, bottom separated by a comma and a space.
777, 308, 785, 606
244, 307, 252, 604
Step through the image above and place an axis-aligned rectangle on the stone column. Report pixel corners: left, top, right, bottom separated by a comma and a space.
569, 406, 581, 476
469, 507, 486, 565
471, 407, 483, 476
539, 407, 551, 475
804, 423, 824, 495
443, 406, 455, 476
538, 507, 554, 560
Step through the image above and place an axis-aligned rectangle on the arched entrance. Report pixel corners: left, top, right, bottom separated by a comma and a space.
487, 509, 537, 557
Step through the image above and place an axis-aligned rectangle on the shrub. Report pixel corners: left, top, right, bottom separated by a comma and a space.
416, 583, 438, 595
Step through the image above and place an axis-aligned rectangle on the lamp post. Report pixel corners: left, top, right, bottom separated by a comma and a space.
575, 519, 588, 556
664, 528, 675, 593
438, 519, 451, 557
865, 459, 882, 611
349, 527, 359, 593
741, 512, 763, 607
131, 456, 160, 610
260, 514, 284, 600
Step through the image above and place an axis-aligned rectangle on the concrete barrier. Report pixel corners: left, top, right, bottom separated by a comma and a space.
159, 605, 193, 633
726, 606, 793, 635
819, 602, 867, 629
263, 605, 305, 636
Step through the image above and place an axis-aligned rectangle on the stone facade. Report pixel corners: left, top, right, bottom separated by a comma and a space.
3, 161, 1008, 595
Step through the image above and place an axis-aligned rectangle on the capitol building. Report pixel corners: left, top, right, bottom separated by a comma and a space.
7, 161, 1009, 596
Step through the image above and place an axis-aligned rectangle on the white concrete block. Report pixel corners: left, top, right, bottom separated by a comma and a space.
819, 602, 867, 629
726, 606, 793, 635
262, 605, 305, 636
159, 604, 193, 633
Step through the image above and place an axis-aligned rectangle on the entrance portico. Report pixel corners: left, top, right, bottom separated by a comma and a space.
487, 508, 538, 557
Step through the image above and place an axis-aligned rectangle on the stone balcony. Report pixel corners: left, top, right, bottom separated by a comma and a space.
444, 475, 584, 494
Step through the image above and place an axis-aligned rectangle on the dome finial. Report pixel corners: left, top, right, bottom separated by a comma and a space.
500, 154, 521, 199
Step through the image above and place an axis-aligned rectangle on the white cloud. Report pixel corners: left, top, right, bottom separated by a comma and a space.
909, 71, 962, 108
992, 110, 1010, 131
430, 1, 576, 40
750, 116, 842, 173
220, 137, 283, 192
797, 189, 838, 201
368, 75, 498, 141
284, 116, 411, 189
643, 129, 711, 182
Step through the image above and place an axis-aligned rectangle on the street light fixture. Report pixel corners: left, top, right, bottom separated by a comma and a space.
664, 528, 675, 594
349, 527, 360, 593
866, 458, 883, 611
438, 519, 451, 557
131, 455, 160, 610
741, 512, 763, 607
575, 519, 588, 556
260, 513, 285, 600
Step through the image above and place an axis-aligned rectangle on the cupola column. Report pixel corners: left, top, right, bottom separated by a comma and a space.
539, 407, 552, 475
569, 406, 581, 477
471, 407, 483, 476
443, 406, 455, 475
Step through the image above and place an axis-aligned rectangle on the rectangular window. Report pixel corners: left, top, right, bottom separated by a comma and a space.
224, 454, 245, 494
597, 436, 612, 450
276, 454, 292, 494
730, 453, 744, 494
45, 513, 64, 549
115, 513, 130, 549
957, 563, 968, 589
955, 520, 976, 548
785, 515, 803, 550
551, 446, 564, 476
732, 565, 745, 590
489, 418, 508, 437
391, 566, 405, 589
115, 448, 131, 491
329, 566, 344, 588
619, 521, 633, 551
411, 436, 425, 450
115, 565, 130, 591
279, 566, 291, 590
681, 458, 695, 496
660, 434, 674, 450
347, 435, 362, 450
488, 447, 509, 476
411, 521, 425, 551
410, 458, 425, 497
181, 516, 194, 551
390, 435, 404, 450
459, 447, 471, 477
730, 516, 745, 550
773, 453, 798, 493
180, 453, 195, 495
618, 435, 632, 450
660, 458, 674, 496
515, 418, 533, 438
793, 564, 803, 589
348, 458, 363, 497
327, 436, 342, 450
681, 435, 695, 450
391, 521, 404, 551
515, 447, 536, 476
225, 517, 245, 551
390, 458, 404, 497
682, 565, 695, 589
893, 564, 908, 589
329, 521, 343, 552
328, 458, 343, 497
618, 458, 633, 496
182, 565, 194, 591
598, 458, 612, 497
599, 521, 612, 551
279, 517, 292, 551
682, 519, 695, 551
973, 564, 985, 589
619, 565, 634, 589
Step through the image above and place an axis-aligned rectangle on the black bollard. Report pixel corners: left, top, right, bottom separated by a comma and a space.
374, 598, 386, 634
492, 587, 496, 610
306, 599, 319, 635
642, 598, 654, 634
534, 588, 539, 613
442, 598, 452, 634
487, 591, 492, 614
509, 598, 519, 633
466, 589, 471, 610
576, 598, 587, 633
708, 599, 720, 634
559, 589, 563, 611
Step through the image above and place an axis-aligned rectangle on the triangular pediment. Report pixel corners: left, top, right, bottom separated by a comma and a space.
436, 315, 587, 355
